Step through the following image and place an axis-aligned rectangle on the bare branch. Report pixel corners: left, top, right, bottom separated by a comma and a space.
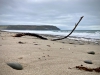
13, 16, 84, 41
14, 33, 48, 40
52, 16, 84, 41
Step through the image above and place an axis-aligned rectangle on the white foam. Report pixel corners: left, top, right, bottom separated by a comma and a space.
3, 30, 100, 40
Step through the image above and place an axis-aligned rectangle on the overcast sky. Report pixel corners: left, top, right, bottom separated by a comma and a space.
0, 0, 100, 30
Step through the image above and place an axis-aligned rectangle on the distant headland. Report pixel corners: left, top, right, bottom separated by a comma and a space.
0, 25, 60, 30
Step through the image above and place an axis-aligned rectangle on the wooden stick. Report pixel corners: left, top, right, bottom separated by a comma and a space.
52, 16, 84, 41
13, 16, 84, 41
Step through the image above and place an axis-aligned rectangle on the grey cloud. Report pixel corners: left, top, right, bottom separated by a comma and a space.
0, 0, 100, 30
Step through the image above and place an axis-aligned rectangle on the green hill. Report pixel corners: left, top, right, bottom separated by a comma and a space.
0, 25, 60, 30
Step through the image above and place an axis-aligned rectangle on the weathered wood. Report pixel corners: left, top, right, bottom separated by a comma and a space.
14, 33, 48, 40
13, 16, 84, 40
52, 16, 84, 41
24, 33, 48, 40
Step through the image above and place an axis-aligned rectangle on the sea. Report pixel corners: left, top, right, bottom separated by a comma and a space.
2, 30, 100, 42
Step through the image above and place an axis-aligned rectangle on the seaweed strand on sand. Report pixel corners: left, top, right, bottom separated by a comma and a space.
75, 65, 100, 72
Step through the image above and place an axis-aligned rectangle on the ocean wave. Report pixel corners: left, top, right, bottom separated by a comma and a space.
2, 30, 100, 40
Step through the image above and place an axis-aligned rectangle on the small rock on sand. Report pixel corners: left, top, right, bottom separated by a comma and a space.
7, 62, 23, 70
84, 60, 93, 64
87, 51, 95, 55
18, 57, 23, 59
47, 45, 51, 47
18, 41, 24, 44
69, 42, 74, 44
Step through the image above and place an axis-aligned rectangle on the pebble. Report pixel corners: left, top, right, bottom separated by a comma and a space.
47, 45, 51, 47
34, 44, 38, 45
84, 60, 93, 64
18, 57, 23, 59
47, 55, 50, 57
42, 56, 45, 57
62, 42, 65, 43
7, 62, 23, 70
87, 51, 95, 55
69, 42, 74, 44
18, 41, 24, 44
38, 58, 41, 59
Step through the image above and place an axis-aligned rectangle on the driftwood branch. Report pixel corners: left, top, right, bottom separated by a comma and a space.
14, 16, 84, 40
52, 16, 84, 41
14, 33, 48, 40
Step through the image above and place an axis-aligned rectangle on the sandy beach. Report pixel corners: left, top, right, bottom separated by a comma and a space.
0, 31, 100, 75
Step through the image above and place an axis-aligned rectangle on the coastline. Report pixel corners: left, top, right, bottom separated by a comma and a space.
2, 30, 100, 43
41, 34, 100, 45
0, 31, 100, 75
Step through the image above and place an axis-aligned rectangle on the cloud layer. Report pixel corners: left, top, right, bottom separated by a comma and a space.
0, 0, 100, 30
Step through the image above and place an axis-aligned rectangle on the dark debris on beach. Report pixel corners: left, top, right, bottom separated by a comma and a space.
18, 41, 25, 44
76, 65, 100, 72
14, 33, 48, 40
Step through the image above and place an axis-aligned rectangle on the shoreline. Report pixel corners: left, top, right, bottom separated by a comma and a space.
1, 30, 100, 41
40, 33, 100, 45
1, 30, 100, 45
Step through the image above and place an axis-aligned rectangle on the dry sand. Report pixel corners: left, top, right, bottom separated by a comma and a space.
0, 31, 100, 75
